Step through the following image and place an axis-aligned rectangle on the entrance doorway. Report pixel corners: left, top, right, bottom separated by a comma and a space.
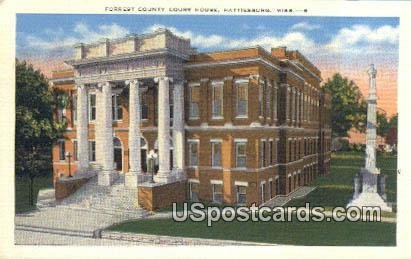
113, 137, 122, 171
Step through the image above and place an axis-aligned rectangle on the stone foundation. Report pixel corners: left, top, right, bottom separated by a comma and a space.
138, 180, 186, 211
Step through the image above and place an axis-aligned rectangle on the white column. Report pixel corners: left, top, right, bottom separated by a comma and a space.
172, 81, 185, 180
98, 81, 116, 186
125, 79, 142, 188
76, 84, 89, 174
95, 87, 102, 171
154, 77, 173, 183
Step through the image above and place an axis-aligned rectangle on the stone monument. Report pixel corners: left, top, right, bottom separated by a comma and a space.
347, 64, 392, 212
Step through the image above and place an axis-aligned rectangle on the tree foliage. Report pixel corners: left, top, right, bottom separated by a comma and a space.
323, 73, 367, 137
15, 60, 67, 204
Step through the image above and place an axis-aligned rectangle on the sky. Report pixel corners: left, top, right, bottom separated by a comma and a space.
16, 14, 399, 116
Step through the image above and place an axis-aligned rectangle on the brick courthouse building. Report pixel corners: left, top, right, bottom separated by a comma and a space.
51, 29, 332, 210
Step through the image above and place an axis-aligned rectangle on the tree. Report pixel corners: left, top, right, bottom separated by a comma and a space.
15, 60, 67, 206
377, 111, 390, 137
323, 73, 367, 137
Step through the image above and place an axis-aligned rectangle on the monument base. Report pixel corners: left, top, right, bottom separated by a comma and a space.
347, 192, 392, 212
347, 169, 392, 212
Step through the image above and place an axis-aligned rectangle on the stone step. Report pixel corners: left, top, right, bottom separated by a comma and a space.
56, 174, 145, 218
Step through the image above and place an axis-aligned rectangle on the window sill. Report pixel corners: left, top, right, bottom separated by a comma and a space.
235, 116, 248, 119
211, 116, 224, 120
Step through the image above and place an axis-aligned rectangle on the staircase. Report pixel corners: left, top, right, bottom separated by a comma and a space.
262, 186, 317, 207
57, 174, 146, 219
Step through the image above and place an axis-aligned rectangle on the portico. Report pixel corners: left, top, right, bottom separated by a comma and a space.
69, 28, 191, 187
74, 76, 185, 187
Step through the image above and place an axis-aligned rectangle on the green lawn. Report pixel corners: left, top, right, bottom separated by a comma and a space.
108, 151, 397, 246
15, 175, 53, 213
108, 218, 395, 246
288, 151, 397, 208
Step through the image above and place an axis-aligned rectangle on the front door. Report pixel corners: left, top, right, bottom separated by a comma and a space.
114, 148, 122, 171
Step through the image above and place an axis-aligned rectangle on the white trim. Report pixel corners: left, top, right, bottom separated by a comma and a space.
210, 138, 223, 143
234, 138, 248, 142
211, 79, 224, 85
210, 179, 223, 185
188, 178, 200, 183
188, 81, 200, 87
275, 175, 279, 180
187, 139, 200, 143
234, 78, 249, 84
261, 180, 266, 185
234, 181, 249, 187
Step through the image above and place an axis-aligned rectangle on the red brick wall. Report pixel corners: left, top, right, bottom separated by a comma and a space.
55, 177, 89, 200
138, 180, 186, 211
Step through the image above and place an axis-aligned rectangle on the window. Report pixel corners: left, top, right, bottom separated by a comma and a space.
169, 85, 174, 120
266, 82, 271, 118
88, 140, 96, 162
236, 185, 247, 205
212, 183, 223, 204
72, 94, 77, 124
189, 181, 199, 201
273, 84, 278, 121
260, 139, 266, 167
259, 80, 264, 117
112, 94, 123, 121
235, 140, 247, 168
269, 140, 273, 165
236, 81, 248, 117
269, 180, 273, 198
304, 138, 307, 156
275, 139, 279, 163
58, 140, 65, 161
275, 177, 279, 195
288, 139, 292, 161
73, 140, 78, 161
189, 84, 200, 118
88, 93, 96, 121
57, 108, 64, 123
141, 90, 148, 120
261, 183, 266, 203
188, 140, 199, 167
211, 140, 222, 168
212, 82, 223, 118
294, 139, 297, 160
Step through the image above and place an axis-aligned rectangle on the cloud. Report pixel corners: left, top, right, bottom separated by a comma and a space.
291, 22, 321, 31
226, 32, 317, 53
326, 24, 399, 53
19, 22, 130, 58
18, 21, 398, 67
